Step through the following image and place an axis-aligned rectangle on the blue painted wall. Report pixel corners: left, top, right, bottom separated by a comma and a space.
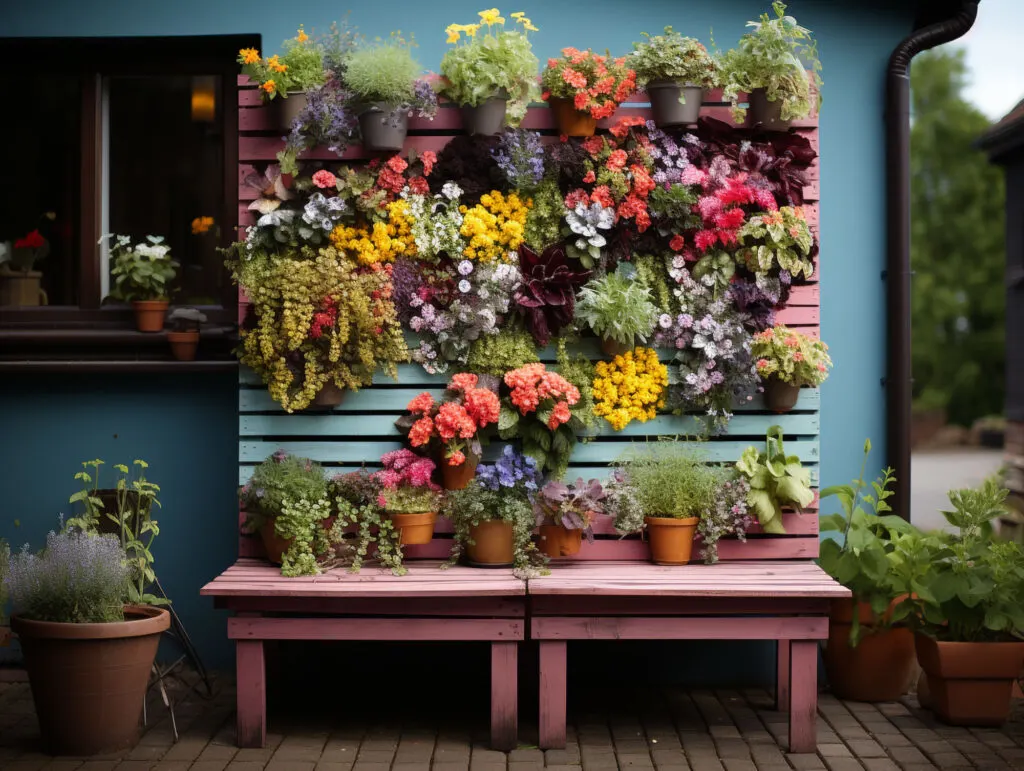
1, 0, 914, 675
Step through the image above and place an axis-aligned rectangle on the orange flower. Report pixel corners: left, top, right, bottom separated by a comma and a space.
262, 80, 276, 95
296, 26, 309, 43
239, 48, 260, 65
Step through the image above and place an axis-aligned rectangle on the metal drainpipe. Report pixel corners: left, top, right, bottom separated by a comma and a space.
885, 0, 979, 521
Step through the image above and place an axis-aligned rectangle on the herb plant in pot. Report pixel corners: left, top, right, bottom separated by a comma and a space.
717, 1, 823, 130
166, 306, 207, 361
5, 526, 170, 755
440, 9, 540, 135
630, 27, 718, 127
576, 265, 659, 356
541, 48, 637, 136
373, 449, 442, 545
104, 234, 178, 332
0, 228, 49, 306
818, 440, 919, 702
238, 27, 326, 132
735, 426, 815, 534
751, 326, 831, 413
534, 477, 606, 558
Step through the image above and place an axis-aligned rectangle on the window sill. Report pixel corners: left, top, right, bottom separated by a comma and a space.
0, 359, 238, 373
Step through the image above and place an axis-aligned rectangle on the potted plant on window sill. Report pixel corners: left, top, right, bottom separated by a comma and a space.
0, 228, 49, 306
166, 307, 207, 361
373, 449, 442, 545
630, 26, 718, 127
103, 234, 178, 332
238, 27, 326, 133
751, 325, 832, 413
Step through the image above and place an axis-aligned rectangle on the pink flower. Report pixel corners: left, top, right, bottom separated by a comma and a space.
583, 170, 596, 184
756, 359, 770, 369
312, 170, 337, 189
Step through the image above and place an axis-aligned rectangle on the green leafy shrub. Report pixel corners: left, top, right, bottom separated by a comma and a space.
466, 329, 539, 375
630, 27, 718, 89
345, 33, 421, 105
105, 234, 178, 302
575, 267, 658, 346
735, 426, 814, 533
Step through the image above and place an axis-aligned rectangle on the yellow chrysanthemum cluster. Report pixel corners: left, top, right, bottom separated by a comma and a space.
329, 200, 416, 265
593, 347, 669, 431
458, 191, 531, 262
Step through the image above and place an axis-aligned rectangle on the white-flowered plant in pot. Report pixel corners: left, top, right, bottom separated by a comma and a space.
103, 234, 178, 333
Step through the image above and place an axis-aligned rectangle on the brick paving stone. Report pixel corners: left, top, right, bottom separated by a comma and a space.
681, 759, 722, 771
709, 727, 741, 740
318, 764, 360, 771
350, 764, 392, 771
78, 764, 121, 771
147, 764, 190, 771
614, 754, 654, 769
816, 744, 852, 758
887, 746, 930, 766
189, 762, 231, 771
784, 754, 825, 770
111, 762, 156, 771
546, 749, 582, 765
843, 740, 886, 759
857, 760, 898, 771
820, 759, 864, 771
266, 762, 317, 771
433, 763, 470, 771
711, 740, 749, 760
747, 745, 786, 767
42, 761, 85, 770
508, 762, 543, 771
354, 749, 397, 764
196, 744, 239, 762
224, 763, 265, 771
546, 766, 586, 771
720, 760, 755, 771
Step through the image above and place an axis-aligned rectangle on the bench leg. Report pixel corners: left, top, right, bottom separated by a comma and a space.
538, 640, 567, 750
490, 641, 518, 751
788, 640, 817, 753
236, 639, 266, 748
775, 640, 790, 711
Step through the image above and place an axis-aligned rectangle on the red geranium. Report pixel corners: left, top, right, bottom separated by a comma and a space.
14, 230, 45, 249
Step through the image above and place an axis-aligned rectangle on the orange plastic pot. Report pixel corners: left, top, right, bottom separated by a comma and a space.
466, 520, 515, 567
538, 525, 583, 557
259, 516, 337, 565
167, 330, 199, 361
645, 516, 699, 565
823, 598, 917, 702
915, 633, 1024, 726
389, 511, 437, 545
549, 97, 599, 137
132, 300, 168, 332
441, 455, 479, 491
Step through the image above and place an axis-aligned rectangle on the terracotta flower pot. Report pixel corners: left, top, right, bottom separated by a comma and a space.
167, 330, 199, 361
388, 511, 437, 545
763, 377, 801, 413
823, 598, 917, 702
600, 337, 633, 358
358, 102, 409, 152
259, 516, 337, 565
0, 268, 47, 306
441, 454, 479, 491
747, 88, 792, 131
310, 382, 345, 409
269, 91, 308, 133
645, 516, 699, 565
914, 633, 1024, 726
647, 81, 704, 127
132, 300, 168, 332
538, 525, 583, 558
549, 97, 599, 137
461, 92, 508, 136
466, 520, 515, 567
12, 606, 170, 756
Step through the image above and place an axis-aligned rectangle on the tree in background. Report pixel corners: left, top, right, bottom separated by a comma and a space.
911, 48, 1006, 427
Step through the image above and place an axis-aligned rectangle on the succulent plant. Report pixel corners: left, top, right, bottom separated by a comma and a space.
514, 243, 591, 347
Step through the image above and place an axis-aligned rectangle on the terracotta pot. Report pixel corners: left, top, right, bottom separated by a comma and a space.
441, 455, 479, 491
259, 516, 337, 565
823, 598, 917, 702
538, 525, 583, 557
461, 92, 508, 136
600, 337, 633, 358
549, 97, 599, 137
645, 516, 699, 565
12, 606, 170, 755
0, 268, 47, 306
167, 330, 199, 361
310, 382, 345, 409
748, 88, 792, 131
388, 511, 437, 545
917, 671, 933, 710
132, 300, 169, 332
466, 520, 515, 567
915, 633, 1024, 726
269, 91, 308, 132
763, 377, 801, 413
359, 103, 409, 152
647, 81, 704, 127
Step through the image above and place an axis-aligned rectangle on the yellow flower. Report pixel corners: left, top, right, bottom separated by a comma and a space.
239, 47, 260, 65
478, 8, 503, 25
296, 27, 309, 43
445, 24, 462, 43
522, 20, 539, 31
592, 348, 668, 430
511, 11, 525, 19
463, 23, 481, 37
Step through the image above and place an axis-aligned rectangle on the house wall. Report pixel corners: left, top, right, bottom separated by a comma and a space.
1, 0, 916, 675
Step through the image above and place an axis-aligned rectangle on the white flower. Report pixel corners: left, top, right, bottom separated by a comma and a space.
458, 260, 474, 276
658, 314, 673, 329
477, 287, 490, 300
441, 182, 463, 200
410, 296, 424, 308
458, 280, 471, 293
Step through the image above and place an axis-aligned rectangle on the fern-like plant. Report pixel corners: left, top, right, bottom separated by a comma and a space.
575, 268, 658, 347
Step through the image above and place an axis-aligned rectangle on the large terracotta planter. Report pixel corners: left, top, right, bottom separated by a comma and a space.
132, 300, 169, 332
763, 377, 801, 413
823, 598, 917, 702
0, 268, 47, 306
167, 330, 199, 361
12, 606, 170, 755
549, 97, 599, 137
441, 455, 479, 491
466, 520, 515, 567
647, 81, 704, 127
259, 516, 337, 565
538, 525, 583, 557
359, 103, 409, 152
388, 511, 437, 545
915, 633, 1024, 726
645, 516, 699, 565
748, 88, 792, 131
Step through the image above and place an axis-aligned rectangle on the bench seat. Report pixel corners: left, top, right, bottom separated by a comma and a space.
201, 559, 525, 750
527, 560, 849, 753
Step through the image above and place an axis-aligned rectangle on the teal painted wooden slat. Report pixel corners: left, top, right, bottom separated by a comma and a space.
238, 412, 820, 438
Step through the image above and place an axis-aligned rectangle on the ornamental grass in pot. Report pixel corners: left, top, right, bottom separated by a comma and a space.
440, 9, 540, 135
818, 440, 919, 702
373, 449, 442, 545
238, 27, 326, 132
534, 477, 606, 558
104, 234, 178, 331
5, 525, 170, 756
541, 48, 636, 136
630, 26, 718, 127
575, 265, 659, 357
751, 325, 832, 413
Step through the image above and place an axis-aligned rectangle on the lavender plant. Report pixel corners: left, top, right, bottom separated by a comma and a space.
277, 75, 358, 175
492, 129, 545, 192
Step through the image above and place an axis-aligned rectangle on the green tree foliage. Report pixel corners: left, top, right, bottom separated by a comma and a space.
911, 48, 1005, 425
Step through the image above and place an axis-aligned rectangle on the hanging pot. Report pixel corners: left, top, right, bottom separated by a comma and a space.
549, 97, 599, 137
538, 525, 583, 557
914, 633, 1024, 726
441, 454, 479, 491
599, 337, 634, 358
268, 91, 308, 133
461, 92, 508, 136
747, 88, 792, 131
466, 520, 515, 567
132, 300, 169, 332
763, 377, 801, 413
0, 268, 47, 306
167, 330, 200, 361
358, 103, 409, 153
388, 511, 437, 545
309, 382, 345, 409
644, 516, 699, 565
12, 606, 170, 755
647, 81, 704, 127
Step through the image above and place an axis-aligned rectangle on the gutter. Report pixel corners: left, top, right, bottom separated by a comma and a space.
885, 0, 979, 521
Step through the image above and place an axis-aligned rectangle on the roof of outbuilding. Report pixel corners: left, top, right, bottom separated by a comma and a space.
978, 97, 1024, 160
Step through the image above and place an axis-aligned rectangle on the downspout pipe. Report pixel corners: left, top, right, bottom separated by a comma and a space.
886, 0, 978, 520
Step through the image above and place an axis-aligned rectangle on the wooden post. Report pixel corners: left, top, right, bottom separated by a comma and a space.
538, 640, 567, 749
490, 641, 518, 751
775, 639, 791, 711
235, 637, 266, 748
788, 640, 817, 753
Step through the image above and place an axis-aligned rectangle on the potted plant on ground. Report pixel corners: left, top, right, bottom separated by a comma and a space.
734, 426, 815, 534
239, 451, 336, 576
534, 477, 606, 558
166, 307, 207, 362
103, 234, 178, 332
630, 27, 718, 127
445, 446, 546, 570
890, 479, 1024, 726
717, 1, 823, 130
440, 9, 540, 135
344, 33, 438, 152
373, 449, 443, 545
238, 27, 326, 132
541, 48, 636, 136
576, 265, 659, 356
751, 326, 832, 413
818, 439, 919, 702
0, 228, 49, 306
5, 525, 170, 755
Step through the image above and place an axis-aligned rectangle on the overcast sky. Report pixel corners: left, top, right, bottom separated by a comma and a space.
956, 0, 1024, 121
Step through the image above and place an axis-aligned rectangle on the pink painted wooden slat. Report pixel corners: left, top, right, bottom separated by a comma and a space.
530, 615, 828, 641
239, 134, 453, 162
775, 306, 819, 325
787, 284, 819, 305
776, 640, 791, 711
227, 616, 523, 641
214, 595, 525, 616
491, 642, 519, 752
539, 641, 568, 750
788, 640, 818, 753
535, 536, 821, 562
235, 634, 266, 748
529, 595, 829, 617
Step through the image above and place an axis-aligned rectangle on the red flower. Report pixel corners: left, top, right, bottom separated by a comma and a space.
669, 234, 686, 252
408, 416, 436, 447
408, 176, 430, 196
312, 170, 337, 189
386, 156, 409, 174
464, 387, 500, 428
573, 92, 590, 111
590, 186, 614, 209
694, 230, 718, 252
419, 151, 437, 177
715, 208, 746, 230
407, 391, 436, 415
606, 149, 628, 171
582, 170, 596, 184
609, 116, 645, 138
564, 189, 590, 209
14, 230, 45, 249
447, 450, 466, 467
581, 136, 605, 155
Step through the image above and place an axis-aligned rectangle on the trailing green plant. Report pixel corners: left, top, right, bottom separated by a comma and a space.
818, 439, 915, 645
275, 496, 333, 577
67, 459, 167, 606
466, 328, 539, 375
735, 426, 814, 534
331, 470, 405, 575
575, 265, 658, 346
630, 27, 718, 90
716, 1, 822, 123
237, 27, 326, 100
104, 234, 178, 302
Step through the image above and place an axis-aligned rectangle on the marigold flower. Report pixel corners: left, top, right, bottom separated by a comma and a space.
296, 27, 309, 43
262, 80, 277, 94
239, 48, 261, 65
